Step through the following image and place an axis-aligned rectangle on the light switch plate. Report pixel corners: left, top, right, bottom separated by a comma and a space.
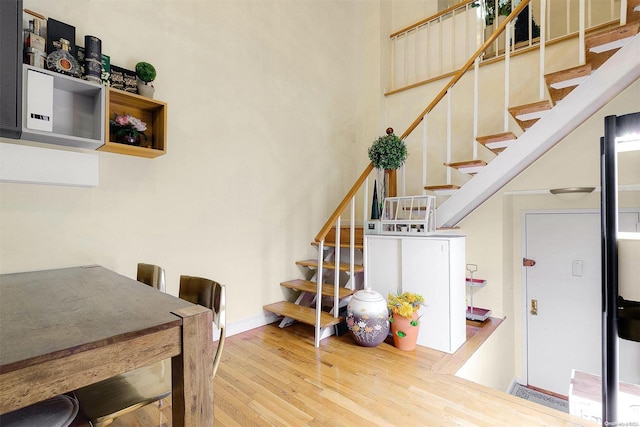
572, 260, 583, 277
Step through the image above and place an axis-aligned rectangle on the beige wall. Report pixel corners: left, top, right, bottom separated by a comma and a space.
457, 317, 515, 391
0, 0, 384, 328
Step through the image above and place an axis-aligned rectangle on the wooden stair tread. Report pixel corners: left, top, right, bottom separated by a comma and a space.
476, 132, 517, 144
263, 301, 342, 327
585, 21, 639, 54
312, 241, 364, 250
444, 160, 487, 175
509, 100, 552, 129
280, 279, 356, 298
586, 22, 639, 70
322, 226, 364, 246
545, 63, 592, 89
509, 100, 552, 119
295, 259, 365, 273
627, 0, 640, 23
476, 132, 517, 154
444, 159, 487, 167
545, 63, 593, 104
424, 184, 460, 191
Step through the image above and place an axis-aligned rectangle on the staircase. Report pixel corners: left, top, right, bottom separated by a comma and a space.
264, 0, 640, 347
430, 5, 640, 228
263, 226, 364, 343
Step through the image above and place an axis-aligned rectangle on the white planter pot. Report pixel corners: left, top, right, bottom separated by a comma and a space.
136, 77, 155, 98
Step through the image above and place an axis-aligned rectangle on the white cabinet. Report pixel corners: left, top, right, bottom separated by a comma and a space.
366, 235, 466, 354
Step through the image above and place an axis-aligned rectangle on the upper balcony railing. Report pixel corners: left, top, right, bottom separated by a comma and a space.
388, 0, 622, 94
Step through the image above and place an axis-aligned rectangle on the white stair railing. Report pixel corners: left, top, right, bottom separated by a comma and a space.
313, 165, 379, 347
389, 0, 622, 94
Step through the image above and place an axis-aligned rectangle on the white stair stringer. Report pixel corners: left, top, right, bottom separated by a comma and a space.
436, 33, 640, 229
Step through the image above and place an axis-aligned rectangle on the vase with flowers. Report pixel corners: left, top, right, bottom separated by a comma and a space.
110, 113, 148, 146
387, 292, 424, 351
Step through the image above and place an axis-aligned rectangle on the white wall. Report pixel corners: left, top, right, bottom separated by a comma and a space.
457, 317, 515, 391
0, 0, 383, 327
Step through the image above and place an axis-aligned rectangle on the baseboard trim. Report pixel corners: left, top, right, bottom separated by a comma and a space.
219, 312, 281, 340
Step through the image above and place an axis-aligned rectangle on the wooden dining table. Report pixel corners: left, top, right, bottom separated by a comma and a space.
0, 265, 214, 426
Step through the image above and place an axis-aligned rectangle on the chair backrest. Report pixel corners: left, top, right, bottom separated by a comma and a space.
179, 275, 226, 376
137, 263, 166, 293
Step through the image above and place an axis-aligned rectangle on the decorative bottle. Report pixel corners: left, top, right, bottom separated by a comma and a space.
46, 38, 80, 78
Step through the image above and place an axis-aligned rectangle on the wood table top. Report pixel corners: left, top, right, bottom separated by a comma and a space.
0, 265, 193, 373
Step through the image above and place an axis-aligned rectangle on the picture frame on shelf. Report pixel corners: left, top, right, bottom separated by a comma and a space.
45, 17, 75, 56
110, 65, 137, 94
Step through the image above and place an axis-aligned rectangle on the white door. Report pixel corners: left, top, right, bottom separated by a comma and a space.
524, 210, 640, 396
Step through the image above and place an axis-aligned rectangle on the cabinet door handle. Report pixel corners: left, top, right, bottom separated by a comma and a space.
530, 299, 538, 315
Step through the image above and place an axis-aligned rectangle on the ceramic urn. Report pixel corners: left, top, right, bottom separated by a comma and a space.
346, 289, 390, 347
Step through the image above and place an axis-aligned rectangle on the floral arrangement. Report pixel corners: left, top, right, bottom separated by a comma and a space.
110, 113, 147, 145
387, 292, 424, 320
368, 128, 408, 170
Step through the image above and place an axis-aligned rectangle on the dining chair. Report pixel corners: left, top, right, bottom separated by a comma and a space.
179, 276, 226, 376
0, 395, 79, 427
136, 262, 166, 292
74, 276, 226, 427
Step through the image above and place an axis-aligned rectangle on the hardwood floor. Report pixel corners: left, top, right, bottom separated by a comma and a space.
106, 320, 596, 426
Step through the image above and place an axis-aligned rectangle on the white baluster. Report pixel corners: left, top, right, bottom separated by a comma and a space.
422, 115, 428, 194
473, 57, 479, 159
446, 90, 451, 185
315, 239, 324, 347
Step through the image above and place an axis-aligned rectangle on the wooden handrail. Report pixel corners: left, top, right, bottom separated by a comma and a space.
399, 0, 530, 140
315, 0, 530, 243
315, 162, 374, 243
390, 0, 477, 38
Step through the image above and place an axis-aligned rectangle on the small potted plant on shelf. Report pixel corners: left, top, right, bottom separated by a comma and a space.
387, 292, 424, 351
135, 61, 156, 98
110, 113, 148, 147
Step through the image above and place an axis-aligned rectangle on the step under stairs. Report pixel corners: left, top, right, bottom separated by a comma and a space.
431, 22, 640, 228
263, 226, 364, 341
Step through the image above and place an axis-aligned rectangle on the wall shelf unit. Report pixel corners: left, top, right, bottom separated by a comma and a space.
100, 88, 167, 158
22, 65, 105, 150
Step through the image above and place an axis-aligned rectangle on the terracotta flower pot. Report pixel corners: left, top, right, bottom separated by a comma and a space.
390, 312, 420, 351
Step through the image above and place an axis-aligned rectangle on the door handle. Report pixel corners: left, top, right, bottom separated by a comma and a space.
530, 299, 538, 315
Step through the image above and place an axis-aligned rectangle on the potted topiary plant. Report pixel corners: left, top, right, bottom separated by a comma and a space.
368, 127, 408, 171
368, 127, 408, 219
135, 61, 156, 98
